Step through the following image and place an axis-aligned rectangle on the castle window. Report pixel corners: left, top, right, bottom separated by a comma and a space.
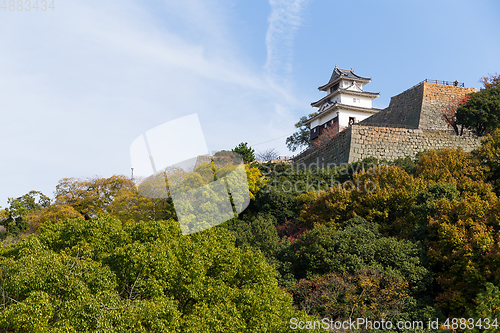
330, 83, 339, 93
349, 117, 356, 125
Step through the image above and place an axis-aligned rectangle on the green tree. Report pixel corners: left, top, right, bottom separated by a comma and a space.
0, 215, 318, 332
230, 213, 280, 257
392, 156, 418, 175
290, 223, 431, 295
470, 283, 500, 333
411, 182, 459, 241
413, 183, 459, 214
229, 214, 297, 287
232, 142, 255, 163
251, 190, 301, 224
475, 128, 500, 194
286, 113, 318, 152
456, 86, 500, 136
0, 190, 51, 236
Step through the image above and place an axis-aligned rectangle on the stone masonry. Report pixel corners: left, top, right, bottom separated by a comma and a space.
294, 81, 481, 168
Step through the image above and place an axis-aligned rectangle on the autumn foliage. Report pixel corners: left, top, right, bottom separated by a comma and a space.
6, 129, 500, 327
480, 73, 500, 89
440, 95, 470, 135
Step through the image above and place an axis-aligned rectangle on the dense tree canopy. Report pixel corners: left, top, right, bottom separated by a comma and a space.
0, 216, 316, 332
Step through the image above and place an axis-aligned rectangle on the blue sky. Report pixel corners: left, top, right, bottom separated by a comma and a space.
0, 0, 499, 206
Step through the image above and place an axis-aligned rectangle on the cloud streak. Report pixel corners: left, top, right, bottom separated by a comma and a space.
265, 0, 310, 87
262, 0, 311, 150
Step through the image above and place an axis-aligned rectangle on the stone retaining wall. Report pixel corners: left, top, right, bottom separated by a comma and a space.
419, 83, 477, 131
294, 124, 481, 168
294, 126, 352, 168
349, 125, 480, 162
361, 83, 424, 128
360, 82, 477, 131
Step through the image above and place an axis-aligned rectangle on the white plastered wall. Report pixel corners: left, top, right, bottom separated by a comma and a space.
337, 109, 375, 128
340, 94, 373, 108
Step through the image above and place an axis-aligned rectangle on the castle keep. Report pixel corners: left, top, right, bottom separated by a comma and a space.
304, 66, 380, 139
294, 75, 480, 167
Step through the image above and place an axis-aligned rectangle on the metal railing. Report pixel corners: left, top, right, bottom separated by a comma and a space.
422, 79, 465, 87
398, 79, 466, 96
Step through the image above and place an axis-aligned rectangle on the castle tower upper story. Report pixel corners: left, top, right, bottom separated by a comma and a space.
304, 66, 380, 141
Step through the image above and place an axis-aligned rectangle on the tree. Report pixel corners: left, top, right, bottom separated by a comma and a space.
351, 165, 425, 237
285, 113, 318, 152
252, 190, 302, 224
427, 192, 500, 316
440, 95, 470, 136
391, 156, 418, 175
480, 73, 500, 89
297, 186, 353, 229
232, 142, 255, 163
0, 191, 51, 236
229, 213, 280, 258
290, 223, 431, 295
475, 128, 500, 194
0, 215, 319, 332
54, 175, 135, 220
470, 283, 500, 333
257, 148, 279, 162
290, 269, 410, 322
416, 148, 487, 191
456, 86, 500, 136
27, 204, 84, 232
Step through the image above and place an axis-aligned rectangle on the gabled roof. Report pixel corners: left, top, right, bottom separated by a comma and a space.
318, 66, 371, 91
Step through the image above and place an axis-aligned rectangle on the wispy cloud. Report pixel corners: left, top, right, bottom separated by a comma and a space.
0, 0, 308, 205
265, 0, 310, 87
262, 0, 311, 149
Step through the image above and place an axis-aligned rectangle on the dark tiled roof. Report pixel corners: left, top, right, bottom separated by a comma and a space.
318, 67, 371, 90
